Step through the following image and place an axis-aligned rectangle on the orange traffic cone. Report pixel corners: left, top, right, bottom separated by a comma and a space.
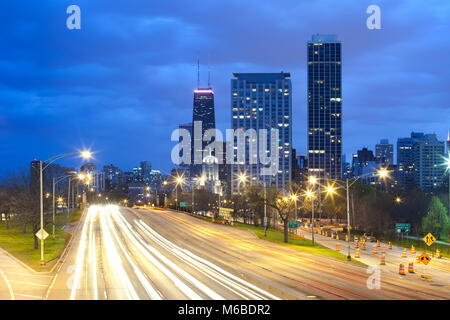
373, 245, 378, 254
388, 242, 392, 250
376, 240, 380, 247
402, 249, 407, 258
362, 242, 366, 250
411, 246, 415, 254
381, 245, 386, 254
408, 262, 414, 273
399, 264, 406, 275
380, 255, 386, 265
336, 243, 340, 251
345, 235, 348, 242
355, 249, 360, 258
436, 250, 441, 259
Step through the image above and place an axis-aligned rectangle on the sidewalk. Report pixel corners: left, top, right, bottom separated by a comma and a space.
0, 247, 52, 300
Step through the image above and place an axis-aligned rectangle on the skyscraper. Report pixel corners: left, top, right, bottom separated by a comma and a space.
192, 88, 215, 176
307, 34, 342, 181
397, 132, 426, 188
231, 72, 292, 193
375, 139, 394, 165
413, 134, 445, 189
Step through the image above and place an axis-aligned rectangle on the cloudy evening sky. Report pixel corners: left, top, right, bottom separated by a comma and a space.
0, 0, 449, 174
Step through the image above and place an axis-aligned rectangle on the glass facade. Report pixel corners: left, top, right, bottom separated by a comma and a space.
307, 34, 342, 181
231, 73, 292, 193
192, 88, 215, 175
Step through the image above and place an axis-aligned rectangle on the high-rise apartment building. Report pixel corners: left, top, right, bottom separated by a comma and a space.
375, 139, 394, 165
413, 134, 445, 189
307, 34, 342, 181
231, 72, 292, 193
397, 132, 426, 188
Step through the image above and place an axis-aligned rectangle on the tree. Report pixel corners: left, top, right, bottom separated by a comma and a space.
422, 196, 449, 239
265, 187, 295, 243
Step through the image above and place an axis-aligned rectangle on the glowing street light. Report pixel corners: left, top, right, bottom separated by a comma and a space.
38, 149, 93, 265
308, 176, 318, 185
395, 197, 402, 204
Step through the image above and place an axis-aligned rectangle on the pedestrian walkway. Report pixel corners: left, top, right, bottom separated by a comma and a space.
0, 248, 52, 300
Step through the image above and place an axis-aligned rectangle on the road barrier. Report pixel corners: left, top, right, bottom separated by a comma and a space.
408, 262, 414, 273
388, 242, 392, 250
362, 242, 366, 250
373, 245, 378, 254
381, 245, 386, 254
355, 249, 360, 258
411, 245, 415, 254
399, 264, 406, 275
354, 241, 359, 249
380, 255, 386, 265
402, 249, 407, 258
336, 243, 340, 251
376, 240, 380, 247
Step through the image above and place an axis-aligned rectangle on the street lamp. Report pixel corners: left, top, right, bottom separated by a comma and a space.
236, 173, 247, 195
337, 168, 391, 260
290, 194, 298, 221
307, 176, 318, 245
38, 150, 92, 265
174, 175, 184, 210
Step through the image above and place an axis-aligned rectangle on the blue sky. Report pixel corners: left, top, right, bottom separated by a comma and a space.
0, 0, 449, 175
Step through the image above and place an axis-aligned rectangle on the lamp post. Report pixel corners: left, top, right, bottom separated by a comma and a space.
334, 168, 389, 260
307, 176, 318, 246
38, 150, 92, 265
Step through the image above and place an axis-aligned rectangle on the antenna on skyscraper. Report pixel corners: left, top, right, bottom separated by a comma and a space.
197, 58, 200, 89
208, 54, 211, 88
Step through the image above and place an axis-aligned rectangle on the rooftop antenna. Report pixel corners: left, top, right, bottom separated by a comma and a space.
208, 54, 211, 88
197, 58, 200, 89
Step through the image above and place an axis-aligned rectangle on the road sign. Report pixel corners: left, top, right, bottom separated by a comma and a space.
419, 252, 431, 265
288, 220, 299, 228
423, 233, 436, 246
35, 228, 48, 240
219, 207, 234, 220
395, 223, 410, 233
179, 202, 188, 208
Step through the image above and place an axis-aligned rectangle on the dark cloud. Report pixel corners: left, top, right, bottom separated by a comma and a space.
0, 0, 449, 174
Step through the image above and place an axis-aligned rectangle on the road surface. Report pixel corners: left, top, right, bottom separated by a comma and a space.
46, 205, 450, 300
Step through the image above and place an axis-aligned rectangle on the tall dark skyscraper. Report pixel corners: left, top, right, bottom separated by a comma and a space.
307, 34, 342, 181
192, 87, 215, 175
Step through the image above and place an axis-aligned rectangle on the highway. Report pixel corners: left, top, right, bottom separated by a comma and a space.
46, 205, 450, 300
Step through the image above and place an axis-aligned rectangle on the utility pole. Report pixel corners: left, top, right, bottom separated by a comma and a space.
52, 177, 56, 240
264, 182, 268, 237
346, 178, 351, 260
311, 188, 315, 246
39, 161, 45, 265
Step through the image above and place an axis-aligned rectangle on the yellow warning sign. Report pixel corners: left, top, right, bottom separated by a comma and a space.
419, 253, 431, 265
423, 233, 436, 246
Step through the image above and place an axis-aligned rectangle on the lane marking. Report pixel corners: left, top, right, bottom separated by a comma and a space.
0, 269, 14, 300
15, 293, 43, 299
8, 280, 48, 287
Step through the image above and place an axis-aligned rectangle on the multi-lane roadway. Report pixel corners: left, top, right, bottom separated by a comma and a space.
45, 205, 450, 300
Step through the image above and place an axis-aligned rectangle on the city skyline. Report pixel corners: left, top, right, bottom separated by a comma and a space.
0, 1, 449, 175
